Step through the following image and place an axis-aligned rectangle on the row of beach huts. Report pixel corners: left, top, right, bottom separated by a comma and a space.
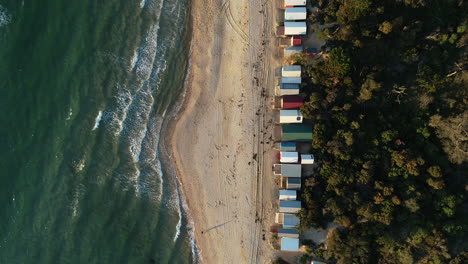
272, 0, 313, 254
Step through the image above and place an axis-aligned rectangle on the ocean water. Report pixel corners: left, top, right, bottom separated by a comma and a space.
0, 0, 194, 263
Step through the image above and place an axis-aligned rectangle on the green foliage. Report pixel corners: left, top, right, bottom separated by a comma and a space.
379, 21, 393, 34
336, 0, 372, 24
298, 0, 468, 263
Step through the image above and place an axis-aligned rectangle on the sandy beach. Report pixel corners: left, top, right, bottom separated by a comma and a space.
167, 0, 281, 263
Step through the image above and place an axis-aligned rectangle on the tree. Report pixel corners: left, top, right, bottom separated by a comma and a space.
429, 111, 468, 164
379, 21, 393, 34
336, 0, 372, 24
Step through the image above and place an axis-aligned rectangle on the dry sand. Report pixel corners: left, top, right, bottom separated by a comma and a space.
166, 0, 282, 263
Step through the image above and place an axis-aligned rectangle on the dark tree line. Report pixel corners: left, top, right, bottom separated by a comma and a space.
296, 0, 467, 263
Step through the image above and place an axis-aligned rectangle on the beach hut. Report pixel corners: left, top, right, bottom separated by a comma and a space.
282, 125, 313, 142
284, 7, 307, 21
280, 110, 303, 124
279, 142, 297, 151
283, 46, 303, 57
283, 213, 300, 227
273, 164, 301, 177
282, 95, 304, 109
275, 213, 300, 227
301, 154, 315, 164
281, 164, 301, 177
282, 65, 301, 78
278, 228, 300, 238
279, 190, 297, 200
282, 77, 302, 84
293, 35, 302, 46
284, 22, 307, 35
286, 177, 301, 189
279, 200, 301, 213
280, 152, 299, 163
279, 83, 300, 96
281, 237, 300, 251
284, 0, 306, 7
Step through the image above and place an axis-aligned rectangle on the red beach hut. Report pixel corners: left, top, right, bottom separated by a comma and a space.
282, 95, 304, 109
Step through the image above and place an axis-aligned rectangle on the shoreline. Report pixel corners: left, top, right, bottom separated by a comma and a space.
162, 0, 280, 263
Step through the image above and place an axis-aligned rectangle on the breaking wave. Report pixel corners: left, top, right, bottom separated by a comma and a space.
92, 111, 103, 130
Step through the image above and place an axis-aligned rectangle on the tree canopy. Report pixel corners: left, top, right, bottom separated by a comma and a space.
296, 0, 467, 263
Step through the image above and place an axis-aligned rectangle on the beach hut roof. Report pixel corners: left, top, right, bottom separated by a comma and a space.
284, 22, 307, 35
285, 7, 307, 21
282, 95, 304, 109
281, 237, 300, 251
285, 0, 306, 7
280, 110, 303, 124
280, 152, 299, 163
280, 200, 301, 210
280, 142, 296, 151
282, 125, 313, 142
280, 110, 302, 117
282, 65, 301, 78
301, 154, 315, 164
279, 190, 297, 200
282, 77, 302, 84
280, 83, 301, 90
283, 214, 300, 227
281, 164, 301, 177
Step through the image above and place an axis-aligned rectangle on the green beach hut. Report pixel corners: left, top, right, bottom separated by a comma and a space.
282, 124, 312, 141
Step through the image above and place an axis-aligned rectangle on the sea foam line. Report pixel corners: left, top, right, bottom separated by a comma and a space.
92, 111, 103, 130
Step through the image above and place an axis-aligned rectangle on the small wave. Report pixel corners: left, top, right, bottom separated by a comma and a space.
70, 184, 86, 218
140, 0, 147, 8
92, 111, 103, 130
130, 49, 139, 70
173, 187, 182, 242
0, 5, 11, 27
66, 107, 73, 121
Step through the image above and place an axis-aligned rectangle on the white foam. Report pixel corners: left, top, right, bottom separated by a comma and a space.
0, 5, 11, 27
92, 110, 103, 130
173, 187, 182, 242
130, 49, 139, 70
140, 0, 147, 8
66, 107, 72, 121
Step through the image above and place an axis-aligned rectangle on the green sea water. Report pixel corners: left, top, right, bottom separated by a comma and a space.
0, 0, 194, 263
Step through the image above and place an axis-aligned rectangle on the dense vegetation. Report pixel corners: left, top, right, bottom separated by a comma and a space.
295, 0, 467, 263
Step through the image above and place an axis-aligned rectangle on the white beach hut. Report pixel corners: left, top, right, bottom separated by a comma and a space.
301, 154, 315, 164
279, 190, 297, 200
280, 110, 303, 124
284, 7, 307, 21
280, 151, 299, 163
282, 65, 301, 77
284, 0, 306, 7
284, 22, 307, 35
